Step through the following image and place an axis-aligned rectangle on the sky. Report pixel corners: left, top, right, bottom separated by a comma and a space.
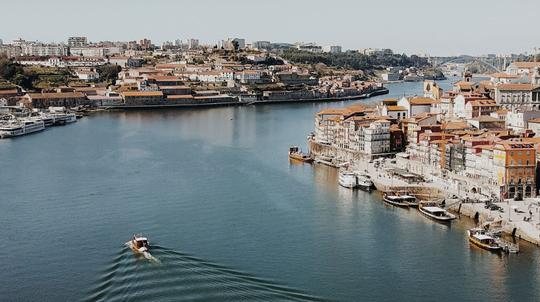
1, 0, 539, 57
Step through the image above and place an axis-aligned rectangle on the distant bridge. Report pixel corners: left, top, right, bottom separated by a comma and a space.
432, 56, 502, 73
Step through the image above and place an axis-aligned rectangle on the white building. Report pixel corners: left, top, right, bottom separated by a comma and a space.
323, 45, 342, 53
506, 110, 540, 132
188, 39, 199, 49
397, 96, 439, 117
70, 46, 121, 57
75, 69, 100, 81
236, 70, 261, 83
67, 36, 88, 47
21, 42, 68, 56
494, 83, 540, 110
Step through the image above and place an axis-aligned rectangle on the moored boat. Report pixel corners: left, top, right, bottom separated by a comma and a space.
338, 170, 357, 189
356, 173, 373, 191
0, 118, 44, 138
467, 228, 501, 252
419, 204, 456, 222
383, 193, 411, 207
401, 194, 418, 207
288, 146, 313, 163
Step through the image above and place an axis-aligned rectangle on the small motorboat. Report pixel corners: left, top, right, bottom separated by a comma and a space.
127, 234, 150, 254
467, 228, 502, 252
338, 170, 357, 189
288, 146, 313, 163
419, 204, 456, 222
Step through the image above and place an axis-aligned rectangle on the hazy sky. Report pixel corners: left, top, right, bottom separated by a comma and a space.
1, 0, 539, 56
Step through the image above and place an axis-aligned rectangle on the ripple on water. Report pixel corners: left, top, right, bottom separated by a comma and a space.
83, 245, 327, 302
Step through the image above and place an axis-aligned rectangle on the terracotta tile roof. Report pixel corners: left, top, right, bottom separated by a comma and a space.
512, 62, 540, 69
473, 116, 504, 122
527, 118, 540, 124
317, 108, 349, 116
468, 99, 497, 107
122, 91, 163, 97
382, 98, 398, 104
0, 89, 19, 95
167, 95, 194, 99
442, 121, 470, 131
27, 92, 86, 99
497, 83, 539, 91
409, 97, 440, 105
490, 73, 519, 78
495, 140, 535, 150
454, 81, 474, 88
386, 105, 406, 111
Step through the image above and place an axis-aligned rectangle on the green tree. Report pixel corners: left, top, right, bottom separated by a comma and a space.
97, 64, 122, 83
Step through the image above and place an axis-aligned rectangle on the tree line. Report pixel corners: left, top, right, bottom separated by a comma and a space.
280, 50, 430, 70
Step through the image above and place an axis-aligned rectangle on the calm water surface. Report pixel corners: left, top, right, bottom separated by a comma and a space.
1, 79, 539, 301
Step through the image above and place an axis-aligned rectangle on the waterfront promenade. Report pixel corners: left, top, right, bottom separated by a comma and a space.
360, 155, 540, 245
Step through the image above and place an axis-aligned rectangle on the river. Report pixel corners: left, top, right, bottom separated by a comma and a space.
1, 78, 539, 301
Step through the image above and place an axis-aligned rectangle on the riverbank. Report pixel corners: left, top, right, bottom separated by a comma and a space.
308, 140, 540, 246
90, 87, 390, 111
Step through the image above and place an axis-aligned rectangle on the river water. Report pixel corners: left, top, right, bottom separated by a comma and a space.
1, 79, 539, 301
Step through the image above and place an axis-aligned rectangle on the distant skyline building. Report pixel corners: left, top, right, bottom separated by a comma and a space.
138, 38, 152, 50
252, 41, 271, 50
188, 38, 199, 49
323, 45, 342, 53
67, 36, 88, 47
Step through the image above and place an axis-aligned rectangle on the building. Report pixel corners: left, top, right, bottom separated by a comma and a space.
0, 44, 22, 58
70, 46, 121, 57
464, 99, 499, 119
362, 120, 391, 155
423, 80, 442, 100
506, 110, 540, 132
381, 105, 408, 120
493, 140, 536, 199
397, 96, 440, 117
506, 62, 540, 76
494, 83, 540, 110
24, 92, 88, 108
121, 91, 164, 105
323, 45, 342, 53
75, 69, 100, 81
252, 41, 271, 50
188, 39, 199, 49
67, 36, 88, 47
527, 118, 540, 134
21, 42, 68, 56
236, 70, 261, 83
296, 43, 322, 53
381, 72, 400, 82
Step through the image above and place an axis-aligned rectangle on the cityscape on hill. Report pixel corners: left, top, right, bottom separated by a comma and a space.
3, 1, 540, 302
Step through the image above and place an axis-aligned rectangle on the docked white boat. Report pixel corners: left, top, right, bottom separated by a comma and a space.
383, 193, 411, 207
338, 170, 357, 189
356, 173, 373, 191
0, 118, 44, 138
39, 113, 55, 127
402, 194, 418, 207
419, 205, 456, 222
51, 112, 77, 125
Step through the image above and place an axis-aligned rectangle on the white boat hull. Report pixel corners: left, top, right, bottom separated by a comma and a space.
419, 207, 456, 221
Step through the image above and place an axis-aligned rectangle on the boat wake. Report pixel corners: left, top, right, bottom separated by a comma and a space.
83, 245, 325, 302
